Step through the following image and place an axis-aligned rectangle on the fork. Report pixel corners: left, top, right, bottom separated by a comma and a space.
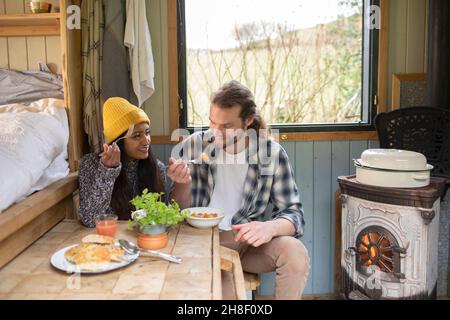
186, 159, 202, 165
99, 125, 134, 157
186, 153, 210, 165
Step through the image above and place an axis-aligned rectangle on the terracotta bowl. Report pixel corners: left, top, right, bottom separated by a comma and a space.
137, 232, 168, 250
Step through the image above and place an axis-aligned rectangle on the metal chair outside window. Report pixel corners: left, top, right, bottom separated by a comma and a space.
375, 106, 450, 189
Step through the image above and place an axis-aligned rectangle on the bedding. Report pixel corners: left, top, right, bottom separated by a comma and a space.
0, 64, 64, 106
0, 98, 69, 213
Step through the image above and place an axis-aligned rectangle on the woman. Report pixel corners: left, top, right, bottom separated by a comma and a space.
79, 97, 191, 227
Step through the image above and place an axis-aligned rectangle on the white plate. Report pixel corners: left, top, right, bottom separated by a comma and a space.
50, 244, 139, 274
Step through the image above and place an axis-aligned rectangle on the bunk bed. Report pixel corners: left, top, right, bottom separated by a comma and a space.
0, 0, 85, 268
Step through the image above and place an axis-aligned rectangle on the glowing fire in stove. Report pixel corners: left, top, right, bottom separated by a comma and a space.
357, 231, 395, 273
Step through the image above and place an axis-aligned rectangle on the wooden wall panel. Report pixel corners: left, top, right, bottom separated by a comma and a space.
0, 0, 62, 73
281, 142, 296, 167
144, 0, 168, 136
160, 0, 171, 134
0, 2, 6, 67
368, 140, 380, 149
26, 36, 46, 70
423, 0, 429, 71
406, 0, 427, 72
330, 141, 351, 292
312, 141, 332, 293
388, 0, 408, 77
45, 35, 61, 73
294, 141, 314, 294
5, 0, 24, 13
23, 0, 31, 14
0, 38, 7, 67
7, 37, 28, 70
387, 0, 428, 108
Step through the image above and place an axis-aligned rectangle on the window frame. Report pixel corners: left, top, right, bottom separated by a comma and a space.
175, 0, 384, 135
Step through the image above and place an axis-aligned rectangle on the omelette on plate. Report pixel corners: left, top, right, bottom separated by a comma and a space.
64, 235, 125, 271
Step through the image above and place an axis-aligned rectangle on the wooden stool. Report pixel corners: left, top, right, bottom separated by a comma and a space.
220, 246, 247, 300
244, 272, 260, 299
220, 248, 261, 300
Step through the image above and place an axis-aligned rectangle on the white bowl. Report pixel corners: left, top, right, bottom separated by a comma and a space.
184, 207, 224, 229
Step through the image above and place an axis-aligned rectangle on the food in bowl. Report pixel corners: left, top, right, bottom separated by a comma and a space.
200, 152, 210, 162
190, 213, 219, 219
183, 207, 224, 229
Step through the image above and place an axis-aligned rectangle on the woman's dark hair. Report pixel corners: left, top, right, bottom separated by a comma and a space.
211, 80, 267, 134
110, 135, 165, 220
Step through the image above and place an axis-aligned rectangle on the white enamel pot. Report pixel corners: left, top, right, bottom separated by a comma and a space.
354, 149, 433, 188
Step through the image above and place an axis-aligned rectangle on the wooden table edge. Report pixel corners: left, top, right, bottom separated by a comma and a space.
212, 227, 223, 300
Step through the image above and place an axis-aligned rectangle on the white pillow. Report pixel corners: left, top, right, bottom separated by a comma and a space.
0, 99, 69, 212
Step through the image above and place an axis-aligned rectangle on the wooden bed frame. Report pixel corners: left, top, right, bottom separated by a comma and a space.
0, 0, 86, 269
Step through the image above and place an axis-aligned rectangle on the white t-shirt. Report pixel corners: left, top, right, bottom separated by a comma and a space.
208, 148, 249, 231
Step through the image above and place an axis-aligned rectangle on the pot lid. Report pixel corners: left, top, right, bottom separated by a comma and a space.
357, 149, 431, 171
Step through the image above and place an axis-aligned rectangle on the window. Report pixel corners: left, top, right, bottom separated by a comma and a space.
178, 0, 380, 132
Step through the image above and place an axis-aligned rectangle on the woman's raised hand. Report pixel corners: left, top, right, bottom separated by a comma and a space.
167, 157, 191, 184
100, 143, 121, 168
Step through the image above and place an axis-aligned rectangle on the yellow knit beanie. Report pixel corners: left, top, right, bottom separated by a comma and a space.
103, 97, 150, 144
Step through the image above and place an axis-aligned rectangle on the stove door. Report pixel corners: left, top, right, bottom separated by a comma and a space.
354, 226, 405, 279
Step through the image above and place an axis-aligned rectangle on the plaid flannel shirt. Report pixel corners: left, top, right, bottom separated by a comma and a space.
177, 131, 305, 239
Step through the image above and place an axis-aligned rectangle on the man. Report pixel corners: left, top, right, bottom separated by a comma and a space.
178, 80, 309, 300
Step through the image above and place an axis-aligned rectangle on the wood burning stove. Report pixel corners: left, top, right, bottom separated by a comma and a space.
339, 176, 446, 300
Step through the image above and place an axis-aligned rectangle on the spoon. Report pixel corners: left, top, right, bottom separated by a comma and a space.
118, 239, 182, 264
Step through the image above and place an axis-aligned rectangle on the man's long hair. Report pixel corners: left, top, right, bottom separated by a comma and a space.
211, 80, 268, 136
